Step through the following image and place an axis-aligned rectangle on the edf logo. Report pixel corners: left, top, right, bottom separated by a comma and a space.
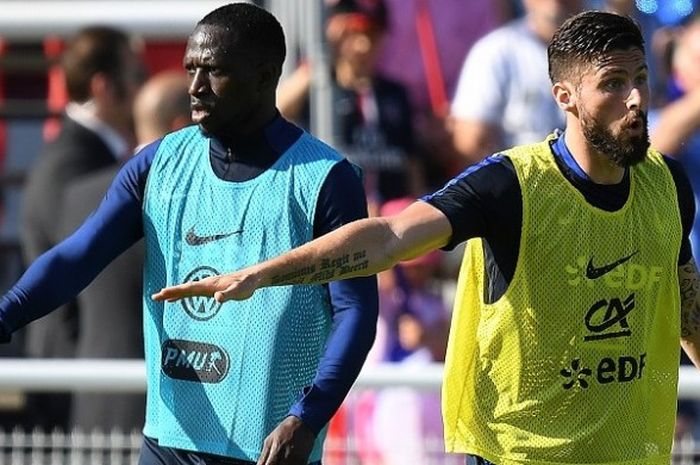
560, 353, 646, 389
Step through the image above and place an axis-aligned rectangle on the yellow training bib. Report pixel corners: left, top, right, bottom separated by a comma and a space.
443, 138, 682, 465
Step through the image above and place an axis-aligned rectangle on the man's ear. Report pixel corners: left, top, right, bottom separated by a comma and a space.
90, 72, 110, 101
91, 72, 126, 102
552, 80, 577, 113
257, 62, 280, 92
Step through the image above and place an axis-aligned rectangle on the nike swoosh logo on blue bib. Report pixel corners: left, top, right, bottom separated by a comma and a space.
185, 227, 242, 246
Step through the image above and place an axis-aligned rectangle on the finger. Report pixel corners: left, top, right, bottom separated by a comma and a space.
151, 285, 199, 302
264, 447, 280, 465
214, 284, 245, 303
151, 279, 217, 301
256, 440, 271, 465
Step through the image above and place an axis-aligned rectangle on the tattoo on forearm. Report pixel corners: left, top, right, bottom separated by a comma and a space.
680, 260, 700, 338
270, 265, 317, 285
269, 250, 370, 285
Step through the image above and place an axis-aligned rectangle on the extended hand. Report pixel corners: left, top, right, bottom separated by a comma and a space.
151, 270, 261, 303
256, 416, 316, 465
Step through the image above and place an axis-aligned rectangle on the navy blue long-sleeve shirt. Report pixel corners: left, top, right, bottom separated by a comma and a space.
0, 115, 378, 434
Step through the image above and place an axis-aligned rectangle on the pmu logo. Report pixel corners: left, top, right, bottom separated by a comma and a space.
181, 266, 222, 320
564, 253, 662, 290
161, 339, 230, 383
583, 293, 635, 341
560, 353, 646, 389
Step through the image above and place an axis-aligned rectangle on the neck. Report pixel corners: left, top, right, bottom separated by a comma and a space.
220, 107, 278, 148
94, 104, 135, 149
564, 129, 625, 184
335, 61, 372, 91
225, 104, 278, 143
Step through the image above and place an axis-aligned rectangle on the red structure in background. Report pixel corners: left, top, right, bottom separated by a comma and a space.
43, 36, 66, 142
0, 37, 6, 227
143, 41, 187, 75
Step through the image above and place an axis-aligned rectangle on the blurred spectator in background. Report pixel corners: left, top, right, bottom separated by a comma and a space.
601, 0, 667, 105
60, 70, 190, 432
650, 16, 700, 256
348, 197, 451, 465
372, 300, 454, 465
18, 25, 144, 430
132, 70, 191, 149
374, 0, 501, 183
450, 0, 582, 165
376, 0, 499, 116
373, 197, 447, 363
278, 0, 423, 213
646, 16, 700, 441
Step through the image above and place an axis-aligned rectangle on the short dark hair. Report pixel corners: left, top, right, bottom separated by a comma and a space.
548, 11, 645, 84
62, 26, 132, 102
197, 3, 286, 73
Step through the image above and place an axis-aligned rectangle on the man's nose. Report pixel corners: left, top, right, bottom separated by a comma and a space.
626, 87, 642, 110
188, 69, 208, 95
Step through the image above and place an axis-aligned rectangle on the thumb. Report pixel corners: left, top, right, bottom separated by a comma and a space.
213, 291, 228, 303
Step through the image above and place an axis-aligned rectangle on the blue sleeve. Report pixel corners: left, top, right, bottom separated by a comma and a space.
0, 140, 161, 340
288, 160, 379, 433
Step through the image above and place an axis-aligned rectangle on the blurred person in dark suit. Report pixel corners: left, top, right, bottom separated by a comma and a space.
19, 25, 145, 430
61, 70, 190, 432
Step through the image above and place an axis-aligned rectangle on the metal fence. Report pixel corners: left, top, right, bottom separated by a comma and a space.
0, 361, 696, 464
0, 428, 141, 465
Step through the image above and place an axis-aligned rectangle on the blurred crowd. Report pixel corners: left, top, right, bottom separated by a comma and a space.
2, 0, 700, 461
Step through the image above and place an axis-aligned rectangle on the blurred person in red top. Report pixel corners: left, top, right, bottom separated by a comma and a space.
371, 197, 448, 362
348, 197, 450, 465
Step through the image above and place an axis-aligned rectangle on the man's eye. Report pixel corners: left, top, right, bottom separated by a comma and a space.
604, 79, 624, 91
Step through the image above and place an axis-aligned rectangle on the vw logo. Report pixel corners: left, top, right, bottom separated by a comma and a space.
181, 266, 222, 321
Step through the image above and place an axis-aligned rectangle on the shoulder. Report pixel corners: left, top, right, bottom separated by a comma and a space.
660, 154, 692, 193
294, 131, 345, 163
661, 153, 686, 175
470, 18, 530, 53
42, 119, 110, 160
160, 125, 202, 145
315, 159, 368, 235
426, 154, 517, 201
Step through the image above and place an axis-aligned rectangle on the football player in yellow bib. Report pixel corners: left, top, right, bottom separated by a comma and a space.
155, 11, 699, 465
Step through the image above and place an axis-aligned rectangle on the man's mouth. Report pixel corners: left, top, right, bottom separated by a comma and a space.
623, 112, 646, 133
191, 102, 212, 122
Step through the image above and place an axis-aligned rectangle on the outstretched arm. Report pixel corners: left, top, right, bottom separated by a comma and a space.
680, 258, 700, 369
0, 141, 157, 340
152, 200, 452, 302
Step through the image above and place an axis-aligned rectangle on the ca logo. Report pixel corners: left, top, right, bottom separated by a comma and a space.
583, 293, 634, 341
